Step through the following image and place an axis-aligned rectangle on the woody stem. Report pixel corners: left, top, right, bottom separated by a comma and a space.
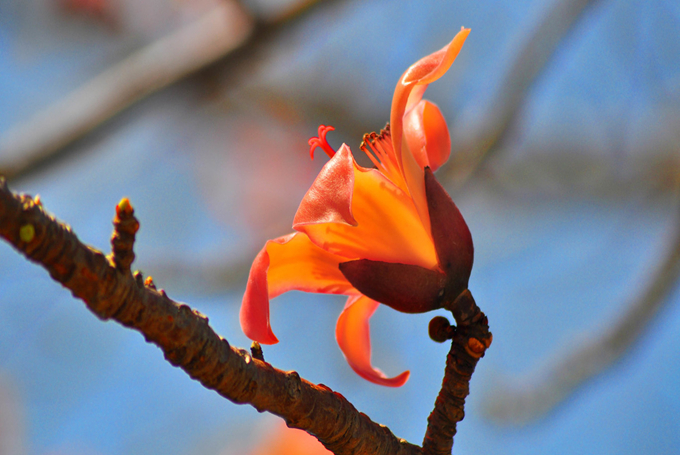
0, 178, 421, 455
422, 290, 492, 455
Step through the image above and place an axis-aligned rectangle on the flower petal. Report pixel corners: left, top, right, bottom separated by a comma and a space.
335, 295, 410, 387
404, 100, 451, 172
339, 259, 447, 313
294, 144, 357, 227
398, 132, 430, 234
240, 232, 354, 345
250, 421, 332, 455
387, 28, 469, 235
424, 167, 474, 296
390, 27, 470, 175
294, 146, 438, 269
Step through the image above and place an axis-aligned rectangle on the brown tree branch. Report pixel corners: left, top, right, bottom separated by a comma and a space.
423, 291, 492, 455
0, 177, 421, 455
0, 175, 495, 454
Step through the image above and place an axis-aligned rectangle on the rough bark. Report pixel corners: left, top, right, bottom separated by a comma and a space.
423, 290, 492, 455
0, 177, 491, 455
0, 178, 420, 455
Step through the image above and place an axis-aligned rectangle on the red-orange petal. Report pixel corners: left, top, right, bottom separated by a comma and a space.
390, 27, 470, 176
240, 233, 354, 345
335, 295, 410, 387
403, 100, 451, 172
294, 143, 357, 227
249, 421, 332, 455
294, 148, 438, 269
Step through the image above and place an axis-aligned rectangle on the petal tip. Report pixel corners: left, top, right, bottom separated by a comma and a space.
336, 295, 412, 387
293, 145, 358, 228
240, 301, 280, 345
240, 240, 282, 346
354, 367, 410, 387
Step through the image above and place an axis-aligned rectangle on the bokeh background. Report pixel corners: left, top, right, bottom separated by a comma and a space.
1, 0, 680, 454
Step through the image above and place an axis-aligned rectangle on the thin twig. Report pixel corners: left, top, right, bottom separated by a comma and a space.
483, 193, 680, 424
443, 0, 605, 189
423, 290, 492, 455
0, 177, 421, 455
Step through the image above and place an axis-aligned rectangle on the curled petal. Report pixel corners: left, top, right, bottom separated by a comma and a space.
402, 27, 470, 86
339, 259, 447, 313
404, 100, 451, 172
240, 239, 278, 344
295, 151, 438, 269
405, 84, 428, 113
424, 167, 473, 295
240, 233, 354, 345
390, 27, 470, 175
335, 295, 410, 387
294, 144, 357, 227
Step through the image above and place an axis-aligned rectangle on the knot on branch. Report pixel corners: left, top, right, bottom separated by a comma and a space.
285, 371, 302, 400
110, 197, 139, 273
429, 316, 455, 343
250, 341, 265, 361
144, 275, 157, 290
465, 333, 493, 359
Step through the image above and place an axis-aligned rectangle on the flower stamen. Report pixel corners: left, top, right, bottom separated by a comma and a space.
360, 134, 384, 170
360, 125, 404, 187
309, 125, 337, 159
361, 126, 394, 169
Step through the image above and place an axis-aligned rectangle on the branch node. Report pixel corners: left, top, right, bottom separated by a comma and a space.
444, 289, 478, 325
465, 337, 487, 358
429, 316, 454, 343
19, 223, 35, 243
111, 197, 139, 273
250, 341, 265, 361
144, 276, 157, 290
133, 270, 144, 287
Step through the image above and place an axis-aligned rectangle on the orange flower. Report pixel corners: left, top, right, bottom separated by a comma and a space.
240, 28, 473, 387
249, 421, 332, 455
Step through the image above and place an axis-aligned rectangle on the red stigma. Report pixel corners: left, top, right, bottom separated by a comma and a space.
308, 125, 336, 160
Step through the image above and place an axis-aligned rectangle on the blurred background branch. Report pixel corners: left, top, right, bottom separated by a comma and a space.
483, 185, 680, 424
94, 0, 610, 293
122, 0, 613, 295
0, 0, 328, 182
443, 0, 605, 188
